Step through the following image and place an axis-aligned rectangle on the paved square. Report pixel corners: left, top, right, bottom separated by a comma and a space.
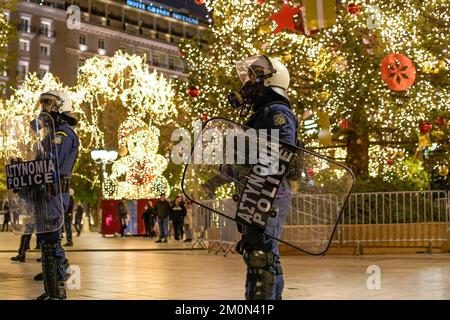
1, 232, 450, 300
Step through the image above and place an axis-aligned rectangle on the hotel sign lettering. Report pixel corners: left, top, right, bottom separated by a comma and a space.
126, 0, 200, 25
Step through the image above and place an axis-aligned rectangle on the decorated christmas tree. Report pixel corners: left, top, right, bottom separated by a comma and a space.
180, 0, 450, 190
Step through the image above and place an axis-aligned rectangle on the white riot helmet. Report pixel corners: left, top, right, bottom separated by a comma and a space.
235, 55, 290, 99
39, 90, 78, 125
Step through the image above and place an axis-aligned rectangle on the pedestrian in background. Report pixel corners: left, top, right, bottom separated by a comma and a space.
142, 201, 156, 238
74, 203, 84, 237
171, 195, 186, 241
2, 202, 10, 232
183, 200, 193, 242
155, 194, 171, 243
118, 201, 128, 238
64, 193, 75, 247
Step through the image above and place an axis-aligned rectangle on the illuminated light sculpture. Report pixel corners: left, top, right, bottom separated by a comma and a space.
108, 118, 170, 200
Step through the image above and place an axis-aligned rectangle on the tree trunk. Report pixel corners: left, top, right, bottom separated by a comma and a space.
345, 119, 369, 178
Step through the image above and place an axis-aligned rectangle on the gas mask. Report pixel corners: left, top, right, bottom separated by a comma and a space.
227, 56, 278, 117
227, 79, 266, 113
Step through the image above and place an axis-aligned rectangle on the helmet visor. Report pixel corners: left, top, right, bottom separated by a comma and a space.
235, 56, 276, 84
39, 93, 61, 113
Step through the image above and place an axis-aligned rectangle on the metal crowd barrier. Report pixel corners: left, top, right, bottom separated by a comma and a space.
191, 200, 239, 257
339, 190, 450, 253
191, 190, 450, 255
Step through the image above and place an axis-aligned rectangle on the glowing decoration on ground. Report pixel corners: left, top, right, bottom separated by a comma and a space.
380, 53, 416, 91
108, 118, 170, 200
270, 2, 301, 34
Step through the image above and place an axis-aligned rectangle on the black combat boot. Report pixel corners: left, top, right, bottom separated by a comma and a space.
11, 234, 31, 262
34, 258, 70, 282
36, 244, 67, 300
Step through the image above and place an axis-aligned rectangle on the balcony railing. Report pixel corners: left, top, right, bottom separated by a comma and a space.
39, 28, 56, 38
18, 24, 37, 34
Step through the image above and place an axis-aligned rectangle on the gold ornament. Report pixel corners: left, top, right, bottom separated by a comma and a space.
318, 129, 332, 146
316, 91, 331, 102
280, 52, 292, 64
439, 165, 449, 177
258, 24, 271, 36
396, 151, 405, 159
118, 146, 128, 157
316, 111, 330, 129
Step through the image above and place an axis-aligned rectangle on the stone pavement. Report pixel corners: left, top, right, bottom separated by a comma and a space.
1, 231, 450, 300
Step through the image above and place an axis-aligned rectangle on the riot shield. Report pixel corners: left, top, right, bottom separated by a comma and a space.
182, 118, 355, 255
3, 113, 64, 235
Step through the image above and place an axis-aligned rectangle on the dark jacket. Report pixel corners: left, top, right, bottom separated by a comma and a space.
118, 203, 128, 219
142, 206, 156, 224
3, 205, 10, 222
155, 200, 171, 219
170, 202, 186, 222
75, 206, 83, 221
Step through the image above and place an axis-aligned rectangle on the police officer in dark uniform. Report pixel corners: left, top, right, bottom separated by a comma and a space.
34, 90, 79, 300
227, 56, 297, 300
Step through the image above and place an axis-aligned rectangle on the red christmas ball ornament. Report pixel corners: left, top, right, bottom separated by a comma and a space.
339, 119, 350, 129
419, 121, 433, 134
306, 168, 315, 177
347, 3, 361, 15
381, 53, 416, 91
386, 158, 394, 167
187, 86, 200, 98
194, 0, 205, 5
435, 117, 446, 128
200, 114, 208, 121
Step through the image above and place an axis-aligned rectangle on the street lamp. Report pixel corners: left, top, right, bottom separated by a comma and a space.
91, 149, 118, 178
91, 149, 118, 233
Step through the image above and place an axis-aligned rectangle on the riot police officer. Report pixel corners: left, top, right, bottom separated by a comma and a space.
34, 90, 79, 300
228, 56, 297, 300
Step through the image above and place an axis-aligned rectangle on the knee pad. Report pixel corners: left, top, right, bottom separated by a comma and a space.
243, 250, 275, 269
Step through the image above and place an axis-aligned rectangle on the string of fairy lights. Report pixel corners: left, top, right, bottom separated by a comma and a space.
182, 0, 450, 185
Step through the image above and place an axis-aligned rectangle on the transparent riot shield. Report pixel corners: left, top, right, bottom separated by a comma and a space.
182, 118, 355, 255
3, 113, 64, 235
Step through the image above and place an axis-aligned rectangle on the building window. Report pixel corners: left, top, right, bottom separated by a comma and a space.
78, 58, 86, 69
169, 57, 176, 70
19, 16, 31, 33
40, 21, 51, 37
19, 39, 30, 53
38, 64, 49, 79
79, 34, 87, 45
17, 61, 29, 79
40, 44, 50, 56
153, 55, 159, 66
98, 39, 105, 49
